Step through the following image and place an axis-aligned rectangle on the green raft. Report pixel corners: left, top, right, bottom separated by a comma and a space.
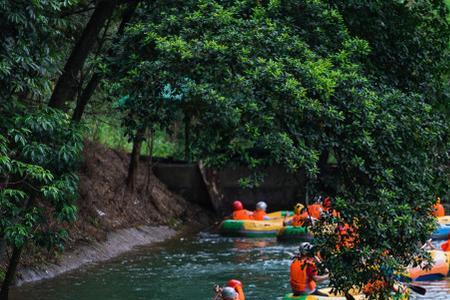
219, 219, 283, 238
277, 226, 313, 242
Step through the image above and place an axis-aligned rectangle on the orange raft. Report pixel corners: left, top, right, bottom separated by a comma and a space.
407, 250, 450, 281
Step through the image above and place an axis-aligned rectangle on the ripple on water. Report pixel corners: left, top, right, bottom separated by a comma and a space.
9, 232, 450, 300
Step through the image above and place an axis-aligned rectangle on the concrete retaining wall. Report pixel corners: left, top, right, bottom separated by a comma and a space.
153, 163, 306, 215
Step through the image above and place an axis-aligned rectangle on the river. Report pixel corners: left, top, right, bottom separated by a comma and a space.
11, 232, 450, 299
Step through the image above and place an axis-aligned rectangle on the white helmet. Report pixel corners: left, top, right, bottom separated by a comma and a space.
298, 242, 313, 255
256, 201, 267, 211
222, 287, 237, 300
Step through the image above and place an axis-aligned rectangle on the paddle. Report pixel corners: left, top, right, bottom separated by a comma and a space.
405, 283, 426, 295
344, 292, 356, 300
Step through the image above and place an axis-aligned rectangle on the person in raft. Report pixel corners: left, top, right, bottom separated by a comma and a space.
252, 201, 270, 220
284, 203, 310, 227
216, 279, 246, 300
290, 242, 328, 296
433, 197, 445, 217
231, 200, 253, 220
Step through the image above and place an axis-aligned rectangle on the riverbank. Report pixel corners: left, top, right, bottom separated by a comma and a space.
16, 225, 177, 286
2, 141, 214, 286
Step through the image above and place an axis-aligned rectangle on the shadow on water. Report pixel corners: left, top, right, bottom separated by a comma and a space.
10, 232, 450, 300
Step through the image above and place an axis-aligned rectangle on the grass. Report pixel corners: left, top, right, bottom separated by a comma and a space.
85, 117, 179, 158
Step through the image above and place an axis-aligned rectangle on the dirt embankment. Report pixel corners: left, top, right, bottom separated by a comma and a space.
13, 141, 213, 285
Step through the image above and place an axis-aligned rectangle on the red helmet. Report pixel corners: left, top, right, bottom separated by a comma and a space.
227, 279, 243, 288
232, 200, 243, 211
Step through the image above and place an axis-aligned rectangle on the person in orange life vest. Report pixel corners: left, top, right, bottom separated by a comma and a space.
433, 197, 445, 217
307, 201, 323, 219
226, 279, 245, 300
252, 201, 270, 220
290, 242, 328, 296
284, 203, 310, 227
231, 200, 253, 220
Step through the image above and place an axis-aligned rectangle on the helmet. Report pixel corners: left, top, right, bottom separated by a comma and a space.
294, 203, 304, 214
232, 200, 243, 211
437, 197, 441, 204
222, 287, 238, 300
298, 242, 313, 255
256, 201, 267, 211
227, 279, 243, 289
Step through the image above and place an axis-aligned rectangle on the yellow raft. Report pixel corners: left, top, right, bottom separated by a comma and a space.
219, 211, 292, 237
283, 288, 365, 300
407, 250, 450, 281
283, 288, 408, 300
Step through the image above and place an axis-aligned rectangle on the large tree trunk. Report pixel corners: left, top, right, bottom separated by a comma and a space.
0, 246, 24, 300
71, 1, 139, 122
48, 0, 119, 110
126, 128, 144, 191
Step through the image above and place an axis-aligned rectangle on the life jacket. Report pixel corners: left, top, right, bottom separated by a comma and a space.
433, 203, 445, 217
292, 212, 308, 227
307, 204, 323, 219
235, 285, 245, 300
252, 210, 268, 221
232, 210, 253, 220
290, 257, 316, 293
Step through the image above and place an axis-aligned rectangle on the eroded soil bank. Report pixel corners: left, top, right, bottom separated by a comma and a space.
6, 141, 213, 285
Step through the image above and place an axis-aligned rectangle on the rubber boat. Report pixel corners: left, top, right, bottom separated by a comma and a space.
219, 211, 292, 237
282, 288, 408, 300
431, 216, 450, 240
407, 250, 450, 281
283, 288, 364, 300
277, 225, 313, 242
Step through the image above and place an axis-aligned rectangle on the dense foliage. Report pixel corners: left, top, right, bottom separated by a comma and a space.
0, 0, 448, 298
109, 0, 449, 297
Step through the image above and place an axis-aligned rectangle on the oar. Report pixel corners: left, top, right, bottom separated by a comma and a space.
405, 283, 426, 295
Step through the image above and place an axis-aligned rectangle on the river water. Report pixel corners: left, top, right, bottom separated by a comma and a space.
11, 232, 450, 300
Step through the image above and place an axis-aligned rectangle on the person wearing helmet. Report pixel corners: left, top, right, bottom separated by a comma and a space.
253, 201, 270, 221
290, 242, 328, 296
227, 279, 245, 300
231, 200, 253, 220
433, 197, 445, 217
215, 279, 245, 300
284, 203, 309, 227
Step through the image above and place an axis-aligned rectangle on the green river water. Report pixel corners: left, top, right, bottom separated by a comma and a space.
10, 232, 450, 300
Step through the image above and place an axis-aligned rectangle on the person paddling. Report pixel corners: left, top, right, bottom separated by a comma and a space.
433, 197, 445, 217
290, 242, 328, 296
284, 203, 311, 227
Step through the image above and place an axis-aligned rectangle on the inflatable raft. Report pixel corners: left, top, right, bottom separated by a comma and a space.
283, 288, 364, 300
219, 211, 292, 237
282, 288, 408, 300
431, 216, 450, 240
407, 250, 450, 281
277, 226, 313, 242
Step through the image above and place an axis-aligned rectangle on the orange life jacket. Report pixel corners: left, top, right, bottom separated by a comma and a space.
433, 203, 445, 217
292, 212, 308, 227
290, 258, 316, 293
232, 210, 253, 220
235, 285, 245, 300
252, 210, 268, 221
307, 204, 322, 219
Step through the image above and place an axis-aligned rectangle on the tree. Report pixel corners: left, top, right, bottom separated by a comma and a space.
0, 102, 82, 299
111, 0, 448, 297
